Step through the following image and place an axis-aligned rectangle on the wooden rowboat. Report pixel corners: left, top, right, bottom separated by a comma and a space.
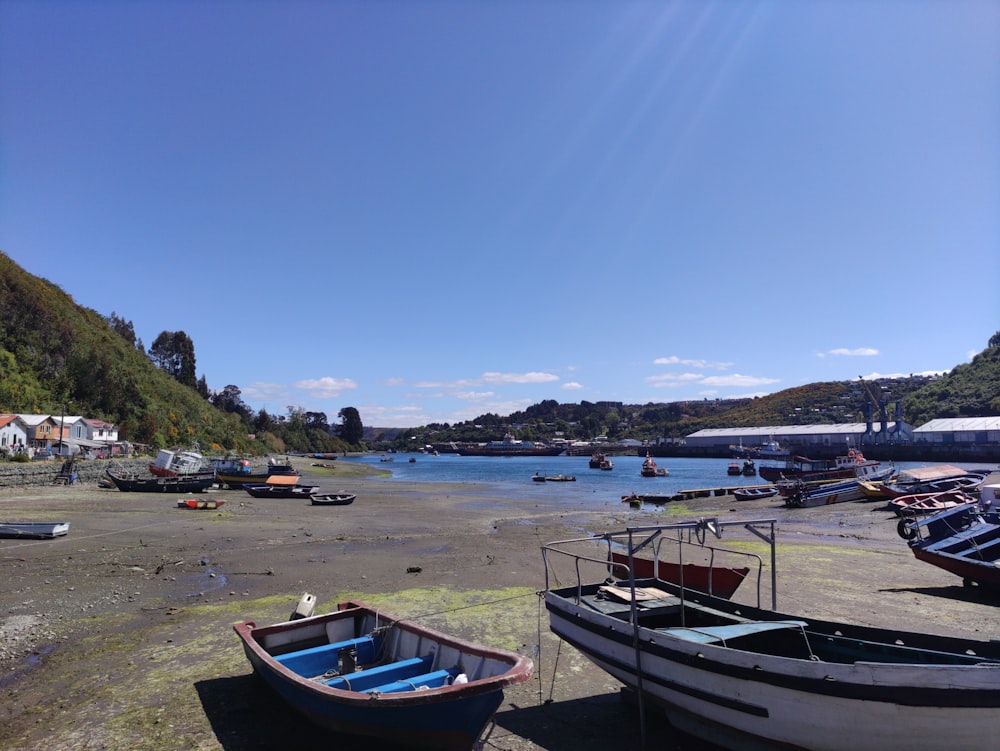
310, 493, 356, 506
732, 486, 777, 501
0, 521, 70, 539
234, 599, 533, 750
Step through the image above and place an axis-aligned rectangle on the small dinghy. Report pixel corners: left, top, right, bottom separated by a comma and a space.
234, 599, 533, 750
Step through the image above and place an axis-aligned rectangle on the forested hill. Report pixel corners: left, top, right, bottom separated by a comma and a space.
0, 251, 245, 450
0, 252, 355, 455
391, 334, 1000, 447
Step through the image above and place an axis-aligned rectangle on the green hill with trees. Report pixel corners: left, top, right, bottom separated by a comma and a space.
0, 252, 356, 455
1, 252, 997, 454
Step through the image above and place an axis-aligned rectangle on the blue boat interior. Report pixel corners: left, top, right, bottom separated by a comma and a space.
916, 506, 1000, 561
273, 633, 463, 693
274, 635, 381, 677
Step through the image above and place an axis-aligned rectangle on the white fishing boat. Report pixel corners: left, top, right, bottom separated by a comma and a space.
542, 518, 1000, 751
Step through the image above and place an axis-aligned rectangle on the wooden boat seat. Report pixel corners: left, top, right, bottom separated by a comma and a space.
275, 635, 379, 676
952, 535, 1000, 558
366, 667, 459, 694
324, 655, 434, 692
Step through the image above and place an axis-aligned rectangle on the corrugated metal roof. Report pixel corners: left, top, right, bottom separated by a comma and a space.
687, 423, 901, 438
914, 417, 1000, 432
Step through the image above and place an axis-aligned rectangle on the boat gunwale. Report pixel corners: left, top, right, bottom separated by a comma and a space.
234, 600, 534, 707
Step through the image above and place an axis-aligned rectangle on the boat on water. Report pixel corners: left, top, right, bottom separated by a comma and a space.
0, 521, 70, 538
105, 469, 215, 493
533, 472, 576, 482
542, 518, 1000, 751
728, 459, 756, 477
589, 452, 607, 469
756, 437, 789, 459
456, 432, 564, 457
732, 486, 778, 502
310, 493, 356, 506
640, 453, 668, 477
898, 490, 1000, 590
148, 446, 210, 477
233, 598, 533, 750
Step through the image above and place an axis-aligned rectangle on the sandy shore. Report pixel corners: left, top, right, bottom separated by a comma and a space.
1, 458, 998, 751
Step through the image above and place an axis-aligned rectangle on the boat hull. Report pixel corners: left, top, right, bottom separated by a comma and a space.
904, 504, 1000, 589
310, 493, 355, 506
106, 471, 215, 493
608, 552, 748, 599
234, 600, 533, 751
242, 483, 318, 499
216, 468, 300, 488
0, 521, 70, 538
732, 487, 777, 502
544, 581, 1000, 751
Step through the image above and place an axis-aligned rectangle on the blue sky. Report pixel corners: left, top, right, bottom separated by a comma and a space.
2, 1, 997, 428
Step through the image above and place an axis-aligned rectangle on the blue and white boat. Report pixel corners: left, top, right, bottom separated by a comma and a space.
542, 519, 1000, 751
234, 599, 533, 751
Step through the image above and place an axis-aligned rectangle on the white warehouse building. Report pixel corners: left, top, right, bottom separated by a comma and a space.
912, 417, 1000, 446
684, 422, 914, 451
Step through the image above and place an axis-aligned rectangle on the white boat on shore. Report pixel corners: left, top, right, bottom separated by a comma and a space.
542, 519, 1000, 751
0, 521, 70, 538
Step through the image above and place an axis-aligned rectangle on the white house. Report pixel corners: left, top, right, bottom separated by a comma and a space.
84, 418, 119, 444
0, 415, 29, 454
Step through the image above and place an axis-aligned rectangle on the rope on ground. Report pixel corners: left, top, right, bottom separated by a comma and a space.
0, 519, 177, 552
402, 590, 537, 622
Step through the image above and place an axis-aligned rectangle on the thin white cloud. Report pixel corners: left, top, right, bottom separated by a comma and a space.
455, 391, 496, 401
646, 372, 707, 387
699, 374, 780, 388
414, 372, 559, 389
294, 376, 359, 398
481, 371, 560, 384
240, 382, 288, 402
646, 372, 779, 389
561, 381, 584, 390
653, 356, 734, 369
818, 347, 879, 358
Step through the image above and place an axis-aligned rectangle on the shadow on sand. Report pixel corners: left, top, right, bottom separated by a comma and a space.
194, 674, 717, 750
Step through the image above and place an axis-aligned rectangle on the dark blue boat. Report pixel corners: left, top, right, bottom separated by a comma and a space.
234, 599, 533, 750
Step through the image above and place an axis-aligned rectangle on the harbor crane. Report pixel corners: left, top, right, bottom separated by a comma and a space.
858, 376, 891, 445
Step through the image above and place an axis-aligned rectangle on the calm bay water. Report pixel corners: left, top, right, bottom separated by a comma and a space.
338, 453, 927, 509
